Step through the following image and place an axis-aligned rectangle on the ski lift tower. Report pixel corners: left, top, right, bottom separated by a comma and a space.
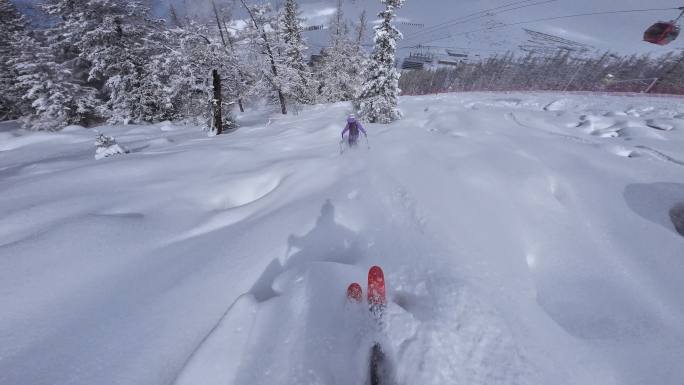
401, 44, 435, 70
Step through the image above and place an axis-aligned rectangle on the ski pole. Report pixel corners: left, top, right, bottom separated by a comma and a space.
365, 135, 370, 150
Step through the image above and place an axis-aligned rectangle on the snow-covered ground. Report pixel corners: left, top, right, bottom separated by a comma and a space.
1, 92, 683, 385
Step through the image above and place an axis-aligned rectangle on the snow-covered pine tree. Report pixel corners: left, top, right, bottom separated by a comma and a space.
94, 132, 128, 159
278, 0, 316, 105
240, 1, 287, 114
355, 9, 368, 48
351, 9, 370, 96
76, 0, 168, 123
0, 0, 29, 120
36, 0, 174, 125
317, 0, 350, 102
161, 21, 238, 132
317, 1, 367, 103
210, 2, 253, 113
12, 34, 99, 130
145, 29, 196, 122
135, 28, 181, 123
224, 20, 251, 113
168, 3, 183, 28
356, 0, 404, 123
231, 7, 270, 104
37, 0, 104, 125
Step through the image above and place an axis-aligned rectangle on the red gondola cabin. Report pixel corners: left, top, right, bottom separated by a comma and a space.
643, 21, 680, 45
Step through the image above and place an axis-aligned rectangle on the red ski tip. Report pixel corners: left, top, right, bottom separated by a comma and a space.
367, 265, 386, 306
347, 282, 363, 303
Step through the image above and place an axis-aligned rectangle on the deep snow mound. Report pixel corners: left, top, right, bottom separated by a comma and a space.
1, 93, 684, 385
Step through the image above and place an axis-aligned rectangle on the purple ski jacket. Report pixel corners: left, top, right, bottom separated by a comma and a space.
341, 118, 367, 138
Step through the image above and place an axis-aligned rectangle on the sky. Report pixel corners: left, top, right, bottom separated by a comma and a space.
13, 0, 684, 58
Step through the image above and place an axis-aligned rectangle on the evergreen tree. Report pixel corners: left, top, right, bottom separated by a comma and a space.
351, 10, 370, 96
77, 0, 167, 123
168, 3, 183, 28
279, 0, 316, 105
34, 0, 171, 124
356, 0, 404, 123
0, 0, 29, 120
94, 131, 128, 159
13, 35, 99, 130
213, 3, 250, 112
134, 28, 182, 122
240, 1, 287, 114
317, 0, 364, 103
355, 10, 368, 48
160, 22, 238, 131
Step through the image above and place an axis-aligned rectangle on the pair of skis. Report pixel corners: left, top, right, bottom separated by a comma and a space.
346, 265, 386, 316
347, 266, 389, 385
339, 136, 371, 155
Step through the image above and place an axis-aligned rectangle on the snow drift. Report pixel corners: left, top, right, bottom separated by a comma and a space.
1, 92, 683, 385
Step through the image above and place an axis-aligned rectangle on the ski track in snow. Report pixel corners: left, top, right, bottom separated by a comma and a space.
1, 93, 684, 385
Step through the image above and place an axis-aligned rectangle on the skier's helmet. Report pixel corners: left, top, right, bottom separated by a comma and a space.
347, 115, 356, 124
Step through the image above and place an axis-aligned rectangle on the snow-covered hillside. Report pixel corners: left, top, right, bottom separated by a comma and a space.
1, 92, 683, 385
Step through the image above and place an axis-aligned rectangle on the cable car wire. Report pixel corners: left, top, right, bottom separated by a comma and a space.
402, 0, 558, 43
402, 0, 545, 40
400, 7, 683, 48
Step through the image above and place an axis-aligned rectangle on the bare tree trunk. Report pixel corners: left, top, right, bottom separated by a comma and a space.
212, 69, 223, 135
237, 95, 245, 113
356, 10, 367, 46
212, 1, 227, 46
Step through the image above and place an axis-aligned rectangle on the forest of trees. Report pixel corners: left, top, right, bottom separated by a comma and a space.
0, 0, 399, 131
399, 50, 684, 96
4, 0, 683, 132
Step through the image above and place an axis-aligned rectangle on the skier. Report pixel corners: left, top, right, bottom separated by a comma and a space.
341, 115, 367, 148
